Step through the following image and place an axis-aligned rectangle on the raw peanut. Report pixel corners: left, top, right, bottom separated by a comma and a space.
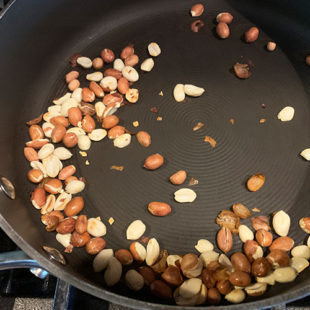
231, 252, 251, 273
181, 253, 203, 278
152, 250, 167, 273
27, 169, 44, 183
169, 170, 187, 185
270, 236, 294, 251
107, 126, 125, 139
82, 87, 95, 103
173, 84, 185, 102
234, 63, 251, 79
274, 267, 297, 283
26, 139, 49, 149
93, 248, 114, 272
150, 280, 172, 299
75, 215, 88, 234
113, 133, 131, 148
68, 107, 82, 126
86, 237, 106, 255
40, 194, 56, 215
70, 231, 90, 247
239, 224, 254, 243
125, 88, 139, 103
114, 58, 125, 71
267, 250, 290, 268
148, 201, 171, 217
100, 76, 118, 92
50, 116, 69, 128
139, 266, 156, 285
162, 265, 183, 287
117, 77, 130, 94
129, 241, 146, 261
103, 93, 123, 106
291, 257, 309, 273
190, 3, 204, 16
104, 68, 122, 79
44, 215, 59, 231
24, 147, 39, 162
51, 124, 66, 143
122, 66, 139, 82
267, 41, 276, 52
78, 135, 91, 151
140, 58, 154, 72
121, 45, 134, 59
44, 179, 62, 194
244, 240, 263, 262
148, 42, 161, 57
245, 27, 259, 43
56, 217, 76, 234
195, 239, 214, 253
81, 115, 96, 133
136, 131, 151, 147
291, 245, 310, 259
251, 257, 271, 277
102, 115, 119, 129
125, 54, 139, 67
92, 57, 104, 69
245, 282, 267, 297
115, 249, 133, 266
31, 187, 46, 208
146, 238, 160, 266
179, 278, 202, 298
76, 56, 92, 68
63, 132, 78, 148
144, 153, 164, 170
256, 229, 273, 247
251, 216, 270, 231
216, 210, 240, 234
125, 269, 144, 291
86, 72, 103, 82
26, 113, 43, 126
278, 106, 295, 121
225, 289, 245, 304
87, 218, 106, 237
65, 176, 78, 185
299, 217, 310, 233
216, 22, 230, 39
216, 12, 233, 24
247, 173, 265, 191
68, 79, 80, 91
229, 271, 251, 287
208, 288, 221, 305
232, 203, 251, 219
101, 48, 115, 63
201, 268, 216, 288
273, 210, 290, 236
190, 20, 204, 32
42, 122, 54, 138
216, 280, 232, 295
89, 81, 104, 98
217, 227, 233, 253
29, 125, 44, 140
65, 180, 85, 194
80, 102, 95, 116
64, 196, 84, 217
104, 257, 122, 287
218, 254, 233, 271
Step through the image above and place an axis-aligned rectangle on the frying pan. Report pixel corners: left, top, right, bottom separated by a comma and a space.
0, 0, 310, 308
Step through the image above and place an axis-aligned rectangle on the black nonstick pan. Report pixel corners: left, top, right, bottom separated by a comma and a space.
0, 0, 310, 308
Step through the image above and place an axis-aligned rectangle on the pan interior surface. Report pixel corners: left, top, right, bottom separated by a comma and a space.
1, 0, 310, 308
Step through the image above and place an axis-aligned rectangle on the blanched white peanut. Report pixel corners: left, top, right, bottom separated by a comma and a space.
167, 255, 182, 266
54, 147, 73, 160
43, 111, 61, 122
44, 155, 62, 178
48, 105, 61, 114
148, 42, 161, 57
88, 129, 107, 141
291, 257, 309, 273
113, 133, 131, 148
125, 269, 144, 291
174, 287, 199, 306
56, 233, 71, 248
173, 84, 185, 102
274, 267, 297, 283
42, 122, 55, 138
122, 66, 139, 82
245, 282, 267, 296
78, 135, 91, 150
113, 58, 125, 71
140, 58, 154, 72
199, 251, 219, 267
184, 84, 205, 97
195, 239, 214, 253
53, 93, 71, 105
277, 106, 295, 122
146, 238, 160, 266
93, 249, 114, 272
104, 257, 122, 287
65, 180, 85, 194
40, 194, 56, 214
291, 245, 310, 259
86, 72, 103, 82
256, 272, 276, 285
61, 98, 79, 117
67, 127, 86, 137
273, 210, 290, 236
30, 161, 47, 177
95, 101, 105, 119
179, 278, 202, 299
225, 289, 245, 304
238, 225, 254, 243
307, 236, 310, 247
300, 148, 310, 161
71, 88, 82, 102
126, 220, 146, 240
219, 254, 234, 271
77, 56, 92, 69
54, 192, 72, 211
100, 76, 117, 91
38, 143, 54, 160
87, 218, 107, 237
174, 188, 197, 202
